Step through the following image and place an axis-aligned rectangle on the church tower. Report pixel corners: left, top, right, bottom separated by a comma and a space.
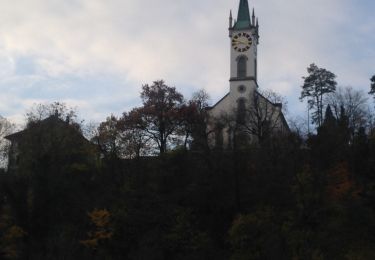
229, 0, 259, 101
207, 0, 289, 149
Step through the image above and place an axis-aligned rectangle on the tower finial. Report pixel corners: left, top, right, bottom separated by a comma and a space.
252, 8, 255, 26
229, 10, 233, 28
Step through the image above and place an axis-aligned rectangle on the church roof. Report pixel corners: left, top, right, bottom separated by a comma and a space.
206, 92, 230, 110
255, 91, 290, 132
234, 0, 251, 30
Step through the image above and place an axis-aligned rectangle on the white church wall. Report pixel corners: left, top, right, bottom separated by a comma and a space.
206, 0, 289, 149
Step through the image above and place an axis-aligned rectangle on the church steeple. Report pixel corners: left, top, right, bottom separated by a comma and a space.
229, 0, 259, 88
234, 0, 251, 29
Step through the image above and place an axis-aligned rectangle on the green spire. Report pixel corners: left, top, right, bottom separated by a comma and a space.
234, 0, 251, 29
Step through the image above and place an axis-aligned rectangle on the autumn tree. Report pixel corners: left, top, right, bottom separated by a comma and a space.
119, 111, 152, 158
94, 115, 123, 157
300, 63, 337, 127
81, 209, 113, 256
128, 80, 184, 154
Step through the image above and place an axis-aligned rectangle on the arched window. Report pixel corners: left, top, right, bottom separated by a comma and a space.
237, 56, 247, 78
215, 124, 224, 149
237, 98, 246, 124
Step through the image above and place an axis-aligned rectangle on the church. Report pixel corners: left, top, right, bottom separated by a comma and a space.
207, 0, 289, 148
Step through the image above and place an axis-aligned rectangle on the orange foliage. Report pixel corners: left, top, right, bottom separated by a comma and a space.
0, 225, 27, 259
88, 209, 111, 228
80, 209, 113, 249
327, 162, 358, 201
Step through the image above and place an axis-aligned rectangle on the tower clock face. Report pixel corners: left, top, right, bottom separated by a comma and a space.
232, 32, 252, 52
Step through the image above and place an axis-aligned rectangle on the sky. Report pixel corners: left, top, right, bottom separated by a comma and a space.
0, 0, 374, 126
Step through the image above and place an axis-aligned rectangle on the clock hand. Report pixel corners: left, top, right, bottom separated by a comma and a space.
233, 39, 249, 45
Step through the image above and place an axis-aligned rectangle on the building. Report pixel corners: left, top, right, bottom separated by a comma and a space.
5, 114, 98, 172
207, 0, 289, 148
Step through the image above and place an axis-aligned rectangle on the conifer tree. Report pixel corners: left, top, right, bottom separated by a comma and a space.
323, 105, 336, 127
300, 64, 337, 127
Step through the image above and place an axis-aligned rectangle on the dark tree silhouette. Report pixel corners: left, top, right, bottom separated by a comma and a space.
235, 90, 288, 144
94, 115, 123, 157
300, 64, 337, 127
25, 102, 78, 126
309, 105, 350, 169
119, 111, 152, 158
370, 75, 375, 97
128, 80, 184, 154
4, 113, 97, 258
180, 90, 211, 150
326, 86, 369, 137
0, 116, 14, 168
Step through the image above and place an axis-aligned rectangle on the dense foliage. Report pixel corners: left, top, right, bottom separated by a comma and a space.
1, 76, 375, 259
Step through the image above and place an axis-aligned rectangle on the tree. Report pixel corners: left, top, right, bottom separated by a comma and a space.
119, 112, 152, 158
80, 208, 113, 256
308, 105, 350, 169
6, 107, 98, 258
0, 116, 14, 168
235, 90, 288, 144
326, 86, 369, 137
191, 89, 210, 111
92, 113, 152, 159
287, 116, 309, 138
323, 104, 336, 128
229, 209, 287, 259
128, 80, 185, 154
25, 102, 78, 126
370, 75, 375, 97
180, 90, 211, 150
94, 115, 128, 158
300, 63, 337, 127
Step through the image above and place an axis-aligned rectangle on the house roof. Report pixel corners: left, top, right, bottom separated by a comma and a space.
4, 129, 26, 141
5, 115, 88, 142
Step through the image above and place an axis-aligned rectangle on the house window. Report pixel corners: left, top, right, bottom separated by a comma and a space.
237, 56, 247, 78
